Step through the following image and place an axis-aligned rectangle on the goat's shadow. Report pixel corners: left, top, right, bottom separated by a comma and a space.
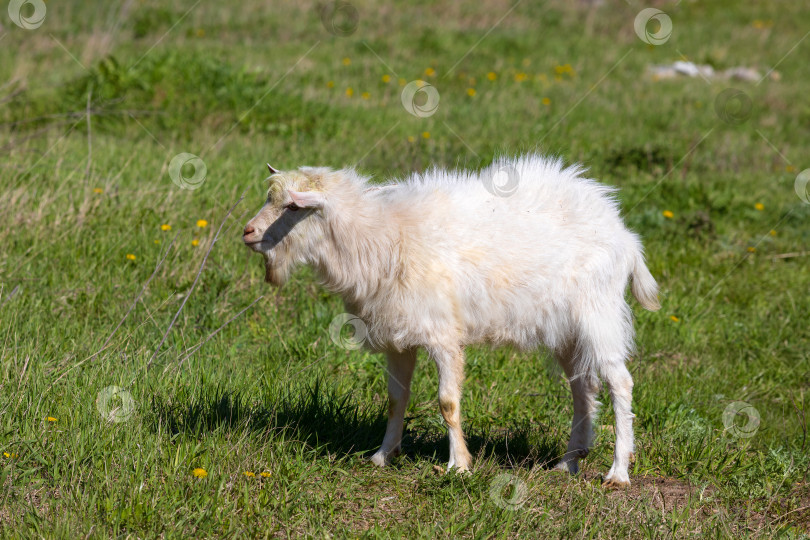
150, 380, 563, 469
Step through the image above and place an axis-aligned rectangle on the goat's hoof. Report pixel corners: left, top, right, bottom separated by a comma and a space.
369, 451, 388, 468
447, 456, 471, 475
449, 465, 471, 476
554, 460, 579, 475
602, 477, 631, 490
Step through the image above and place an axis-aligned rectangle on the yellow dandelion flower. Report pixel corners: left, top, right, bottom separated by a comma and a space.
93, 188, 103, 194
754, 203, 764, 211
161, 224, 171, 231
747, 247, 756, 253
342, 57, 351, 66
514, 72, 528, 82
466, 88, 476, 97
398, 78, 406, 86
361, 91, 370, 100
421, 131, 430, 139
786, 164, 796, 173
769, 230, 776, 236
192, 468, 207, 478
3, 453, 8, 458
382, 74, 391, 83
195, 28, 205, 38
662, 210, 674, 219
407, 135, 415, 143
345, 87, 354, 98
244, 471, 255, 477
154, 240, 160, 244
487, 72, 497, 81
424, 67, 436, 77
670, 315, 680, 323
3, 452, 18, 459
554, 64, 574, 75
126, 254, 136, 261
191, 239, 200, 247
46, 417, 57, 422
260, 472, 271, 478
327, 80, 335, 88
197, 219, 208, 228
541, 97, 551, 106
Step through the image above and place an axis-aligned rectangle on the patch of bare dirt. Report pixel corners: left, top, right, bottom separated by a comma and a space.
576, 470, 715, 514
619, 474, 713, 512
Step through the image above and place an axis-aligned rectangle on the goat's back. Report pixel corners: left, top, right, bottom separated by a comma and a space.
364, 155, 644, 350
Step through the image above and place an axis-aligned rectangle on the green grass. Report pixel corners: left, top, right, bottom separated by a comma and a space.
1, 0, 809, 537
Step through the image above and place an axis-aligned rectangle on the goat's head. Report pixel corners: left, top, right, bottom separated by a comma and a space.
243, 164, 329, 285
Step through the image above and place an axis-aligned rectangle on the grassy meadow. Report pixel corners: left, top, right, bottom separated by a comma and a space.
1, 0, 809, 537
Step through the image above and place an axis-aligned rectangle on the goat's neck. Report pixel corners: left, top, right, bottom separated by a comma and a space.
314, 205, 400, 304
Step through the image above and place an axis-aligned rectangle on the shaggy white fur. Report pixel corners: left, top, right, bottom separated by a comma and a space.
243, 155, 660, 487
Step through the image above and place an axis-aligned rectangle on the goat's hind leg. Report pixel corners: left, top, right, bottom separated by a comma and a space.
371, 349, 417, 467
601, 360, 634, 488
555, 347, 600, 475
585, 305, 636, 488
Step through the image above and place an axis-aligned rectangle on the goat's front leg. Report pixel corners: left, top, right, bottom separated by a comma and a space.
430, 346, 472, 472
370, 349, 417, 467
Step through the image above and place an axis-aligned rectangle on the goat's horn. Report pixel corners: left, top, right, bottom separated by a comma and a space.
267, 163, 280, 174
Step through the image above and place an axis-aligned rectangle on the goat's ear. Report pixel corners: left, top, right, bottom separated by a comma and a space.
288, 189, 325, 209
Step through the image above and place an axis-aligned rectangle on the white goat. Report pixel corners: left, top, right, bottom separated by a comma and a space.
243, 155, 660, 487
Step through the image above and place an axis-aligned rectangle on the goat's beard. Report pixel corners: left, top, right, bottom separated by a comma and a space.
263, 255, 290, 286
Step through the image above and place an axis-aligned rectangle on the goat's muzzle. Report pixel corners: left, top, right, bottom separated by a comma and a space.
242, 224, 262, 246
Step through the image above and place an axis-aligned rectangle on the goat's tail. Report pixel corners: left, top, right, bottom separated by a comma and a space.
631, 251, 660, 311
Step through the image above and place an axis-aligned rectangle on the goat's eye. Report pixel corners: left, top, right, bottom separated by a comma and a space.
285, 202, 300, 211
